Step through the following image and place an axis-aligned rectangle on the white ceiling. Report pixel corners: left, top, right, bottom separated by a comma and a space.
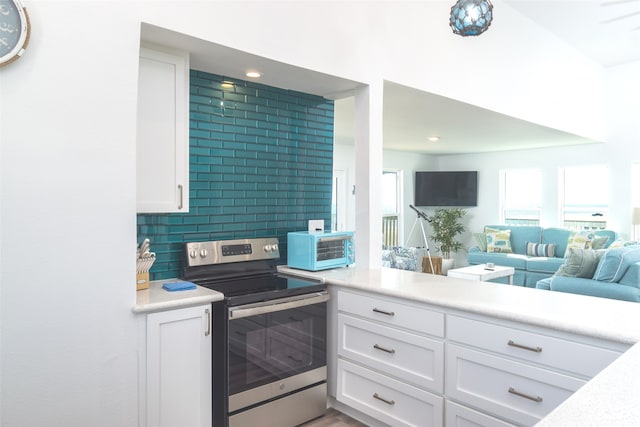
142, 0, 639, 156
507, 0, 640, 68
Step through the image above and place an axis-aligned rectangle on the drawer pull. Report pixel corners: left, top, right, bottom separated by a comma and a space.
373, 393, 395, 405
372, 307, 395, 316
373, 344, 396, 354
508, 387, 543, 403
508, 340, 542, 353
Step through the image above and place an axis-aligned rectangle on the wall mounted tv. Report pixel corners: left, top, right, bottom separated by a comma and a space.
414, 171, 478, 207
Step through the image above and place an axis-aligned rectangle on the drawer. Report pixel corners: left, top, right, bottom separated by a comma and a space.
337, 358, 443, 427
447, 315, 622, 378
445, 344, 585, 426
338, 313, 444, 393
338, 289, 444, 337
445, 400, 516, 427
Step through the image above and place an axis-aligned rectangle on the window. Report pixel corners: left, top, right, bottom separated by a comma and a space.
561, 165, 609, 230
501, 169, 541, 226
382, 170, 401, 247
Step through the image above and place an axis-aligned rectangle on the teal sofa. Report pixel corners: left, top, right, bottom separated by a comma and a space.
536, 246, 640, 302
468, 225, 617, 287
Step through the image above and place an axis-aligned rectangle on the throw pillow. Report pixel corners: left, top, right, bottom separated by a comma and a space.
592, 246, 640, 282
608, 238, 627, 249
526, 241, 556, 257
619, 262, 640, 288
589, 236, 609, 250
564, 231, 595, 257
473, 232, 487, 252
486, 227, 513, 253
555, 248, 606, 278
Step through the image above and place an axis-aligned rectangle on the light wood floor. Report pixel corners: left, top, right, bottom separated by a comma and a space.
298, 408, 368, 426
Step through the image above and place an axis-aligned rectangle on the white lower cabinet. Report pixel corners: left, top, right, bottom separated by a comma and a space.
336, 289, 445, 426
142, 305, 212, 427
331, 287, 627, 427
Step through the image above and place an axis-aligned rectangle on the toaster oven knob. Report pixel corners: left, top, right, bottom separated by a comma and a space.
200, 249, 208, 258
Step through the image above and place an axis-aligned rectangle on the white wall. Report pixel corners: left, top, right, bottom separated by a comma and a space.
0, 1, 625, 425
1, 2, 141, 425
383, 150, 437, 247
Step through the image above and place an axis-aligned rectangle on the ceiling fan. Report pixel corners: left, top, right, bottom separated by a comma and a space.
601, 0, 640, 31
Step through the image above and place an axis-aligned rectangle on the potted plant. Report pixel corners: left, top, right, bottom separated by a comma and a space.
429, 208, 467, 273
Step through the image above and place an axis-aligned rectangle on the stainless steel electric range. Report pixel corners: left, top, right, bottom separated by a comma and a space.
182, 237, 328, 427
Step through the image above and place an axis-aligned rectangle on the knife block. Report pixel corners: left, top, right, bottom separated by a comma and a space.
136, 271, 150, 291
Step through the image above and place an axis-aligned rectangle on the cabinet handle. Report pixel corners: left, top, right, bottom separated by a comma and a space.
373, 393, 395, 405
372, 307, 395, 316
508, 340, 542, 353
178, 184, 184, 210
205, 308, 211, 336
373, 344, 396, 354
508, 387, 543, 403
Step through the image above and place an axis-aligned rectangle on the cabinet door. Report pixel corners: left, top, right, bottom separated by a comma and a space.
338, 359, 443, 427
136, 45, 189, 213
147, 305, 212, 427
338, 313, 444, 393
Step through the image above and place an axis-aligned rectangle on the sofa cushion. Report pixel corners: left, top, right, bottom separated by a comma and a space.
555, 248, 606, 278
467, 252, 528, 270
473, 232, 487, 252
527, 256, 566, 274
592, 246, 640, 282
536, 277, 552, 290
541, 228, 572, 257
485, 225, 541, 255
543, 276, 640, 302
526, 242, 556, 257
618, 262, 640, 289
486, 227, 513, 253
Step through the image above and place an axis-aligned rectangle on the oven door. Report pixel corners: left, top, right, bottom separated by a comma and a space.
227, 291, 329, 414
312, 235, 354, 270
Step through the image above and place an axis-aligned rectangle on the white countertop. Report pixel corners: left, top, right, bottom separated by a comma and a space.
280, 266, 640, 344
280, 265, 640, 426
535, 340, 640, 426
133, 280, 223, 314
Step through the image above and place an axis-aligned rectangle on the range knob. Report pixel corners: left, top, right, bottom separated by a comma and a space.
264, 244, 273, 252
200, 249, 208, 258
189, 250, 197, 258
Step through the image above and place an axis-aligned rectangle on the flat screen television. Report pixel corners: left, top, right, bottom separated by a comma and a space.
414, 171, 478, 207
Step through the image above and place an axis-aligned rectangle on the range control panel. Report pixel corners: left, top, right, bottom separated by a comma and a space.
185, 237, 280, 267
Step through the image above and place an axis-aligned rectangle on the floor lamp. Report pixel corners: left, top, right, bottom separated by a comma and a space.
632, 207, 640, 242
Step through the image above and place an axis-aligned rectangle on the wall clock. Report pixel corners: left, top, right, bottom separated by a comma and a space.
0, 0, 31, 67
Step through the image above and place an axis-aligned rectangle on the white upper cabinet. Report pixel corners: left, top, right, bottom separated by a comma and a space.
136, 44, 189, 213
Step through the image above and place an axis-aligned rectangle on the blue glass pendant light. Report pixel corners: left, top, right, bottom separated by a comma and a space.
450, 0, 493, 36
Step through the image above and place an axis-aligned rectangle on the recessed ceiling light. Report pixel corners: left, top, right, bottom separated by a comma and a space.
245, 71, 262, 78
428, 136, 440, 142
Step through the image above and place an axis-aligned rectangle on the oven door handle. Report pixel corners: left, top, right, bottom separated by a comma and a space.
229, 291, 329, 320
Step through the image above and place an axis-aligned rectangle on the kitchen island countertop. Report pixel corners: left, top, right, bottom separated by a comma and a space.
279, 265, 640, 344
279, 265, 640, 427
133, 280, 223, 314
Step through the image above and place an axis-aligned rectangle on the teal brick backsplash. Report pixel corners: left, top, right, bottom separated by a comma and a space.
137, 70, 334, 280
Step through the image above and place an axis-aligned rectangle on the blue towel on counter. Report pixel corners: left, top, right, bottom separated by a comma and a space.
162, 281, 197, 292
